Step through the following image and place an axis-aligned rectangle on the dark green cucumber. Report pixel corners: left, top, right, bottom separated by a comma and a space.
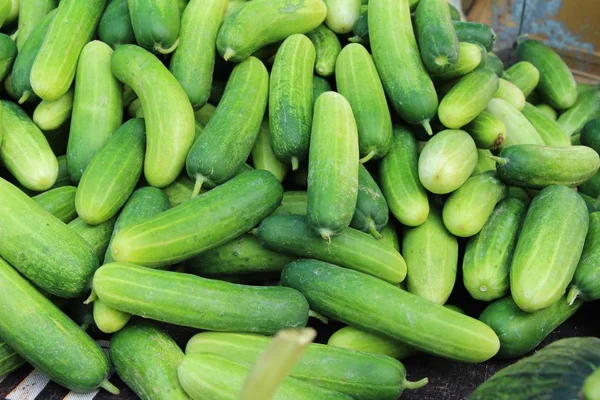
252, 119, 288, 182
335, 43, 393, 162
463, 198, 526, 301
351, 164, 389, 238
502, 61, 539, 97
313, 75, 332, 105
521, 102, 571, 147
430, 42, 482, 82
0, 340, 25, 376
581, 118, 600, 153
581, 192, 600, 213
32, 185, 77, 223
568, 212, 600, 303
16, 0, 57, 49
68, 217, 117, 262
48, 155, 70, 189
328, 326, 417, 360
453, 21, 495, 52
494, 78, 525, 110
487, 98, 545, 149
307, 24, 341, 77
581, 173, 600, 197
93, 263, 309, 334
0, 33, 16, 81
536, 103, 557, 120
98, 0, 135, 48
480, 296, 581, 358
464, 110, 506, 149
557, 89, 600, 136
348, 6, 368, 44
128, 0, 181, 54
110, 323, 190, 400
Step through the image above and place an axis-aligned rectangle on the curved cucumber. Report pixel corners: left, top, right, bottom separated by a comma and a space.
323, 0, 361, 34
93, 298, 131, 334
0, 340, 25, 376
16, 0, 56, 49
521, 102, 570, 147
494, 78, 525, 110
0, 33, 16, 81
351, 164, 389, 238
32, 186, 77, 223
502, 61, 539, 97
307, 24, 341, 77
252, 119, 288, 182
128, 0, 181, 54
98, 0, 135, 48
328, 326, 417, 360
430, 42, 482, 81
453, 21, 495, 52
487, 98, 545, 149
415, 0, 459, 74
313, 75, 332, 104
68, 217, 116, 261
32, 87, 73, 131
568, 212, 600, 303
557, 89, 600, 136
464, 110, 506, 149
581, 118, 600, 153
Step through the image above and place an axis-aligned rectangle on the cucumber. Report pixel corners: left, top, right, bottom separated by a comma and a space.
557, 89, 600, 136
521, 102, 570, 147
306, 24, 341, 77
494, 78, 525, 110
380, 221, 400, 251
536, 104, 557, 120
507, 186, 531, 204
32, 185, 77, 223
464, 110, 506, 149
348, 5, 368, 44
438, 68, 499, 129
486, 98, 545, 149
269, 35, 315, 170
581, 193, 600, 213
0, 0, 8, 27
170, 0, 227, 109
93, 298, 131, 334
272, 190, 308, 216
0, 101, 58, 191
252, 119, 288, 182
335, 43, 393, 162
32, 86, 73, 131
517, 39, 577, 109
568, 212, 600, 303
127, 98, 144, 119
68, 217, 116, 261
502, 61, 539, 97
307, 91, 359, 240
472, 149, 497, 175
5, 0, 18, 23
162, 174, 196, 207
351, 164, 388, 238
430, 42, 482, 81
187, 57, 268, 194
258, 214, 406, 283
110, 323, 189, 400
112, 45, 195, 188
414, 0, 459, 74
463, 198, 526, 301
282, 259, 500, 362
193, 102, 216, 125
323, 0, 361, 34
313, 75, 331, 104
0, 340, 25, 376
0, 257, 116, 393
418, 129, 478, 194
369, 0, 438, 131
402, 209, 458, 304
380, 125, 429, 226
582, 118, 600, 153
483, 52, 504, 76
93, 263, 309, 334
75, 119, 145, 225
224, 0, 245, 17
448, 2, 461, 20
510, 185, 589, 312
128, 0, 181, 54
492, 145, 600, 189
453, 21, 495, 52
216, 0, 326, 62
16, 0, 56, 49
584, 369, 600, 400
328, 326, 416, 360
479, 296, 581, 358
49, 155, 70, 188
0, 33, 16, 81
526, 90, 542, 104
98, 0, 135, 48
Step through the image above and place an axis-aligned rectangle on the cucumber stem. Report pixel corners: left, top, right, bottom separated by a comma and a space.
223, 48, 235, 61
291, 157, 299, 171
100, 380, 120, 395
421, 119, 433, 136
367, 220, 383, 239
485, 154, 507, 165
249, 227, 259, 236
348, 35, 363, 44
567, 286, 580, 306
359, 150, 376, 164
308, 310, 329, 324
404, 377, 429, 390
18, 91, 30, 104
83, 289, 97, 305
154, 37, 180, 55
191, 176, 204, 198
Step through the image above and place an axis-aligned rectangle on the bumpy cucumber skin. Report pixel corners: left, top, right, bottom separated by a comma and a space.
430, 42, 482, 81
313, 75, 332, 104
464, 110, 506, 149
494, 78, 525, 111
269, 35, 315, 169
128, 0, 181, 54
569, 212, 600, 302
98, 0, 135, 48
16, 0, 57, 49
307, 24, 341, 77
463, 198, 526, 301
335, 43, 392, 161
521, 102, 571, 147
0, 340, 25, 376
94, 263, 309, 334
32, 87, 74, 131
0, 33, 16, 81
112, 45, 195, 188
93, 298, 131, 334
502, 61, 539, 97
487, 98, 545, 149
453, 21, 495, 52
307, 92, 359, 240
415, 0, 459, 74
370, 0, 438, 128
581, 118, 600, 153
68, 217, 116, 261
252, 119, 288, 182
351, 164, 389, 236
510, 185, 589, 313
323, 0, 361, 34
328, 326, 417, 360
32, 186, 77, 223
557, 89, 600, 136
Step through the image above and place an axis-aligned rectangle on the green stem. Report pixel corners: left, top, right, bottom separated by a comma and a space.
567, 286, 580, 306
191, 176, 204, 199
367, 220, 383, 239
404, 377, 429, 390
154, 37, 180, 54
18, 91, 30, 105
309, 310, 329, 324
421, 119, 433, 136
485, 154, 507, 165
83, 289, 97, 305
100, 380, 120, 395
359, 150, 376, 164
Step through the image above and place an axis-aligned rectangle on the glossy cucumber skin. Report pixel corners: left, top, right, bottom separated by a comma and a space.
94, 263, 309, 334
569, 212, 600, 302
128, 0, 181, 54
557, 89, 600, 136
323, 0, 361, 34
464, 110, 506, 149
487, 98, 545, 149
32, 87, 74, 131
517, 39, 577, 109
0, 33, 16, 81
110, 323, 190, 400
0, 340, 25, 376
307, 24, 341, 77
335, 43, 392, 161
463, 198, 526, 301
251, 119, 288, 182
258, 214, 407, 283
98, 0, 135, 48
502, 61, 539, 97
479, 296, 581, 358
495, 145, 600, 189
313, 75, 332, 103
521, 102, 571, 147
494, 78, 525, 111
328, 326, 417, 360
351, 164, 389, 236
510, 185, 589, 312
170, 0, 227, 109
430, 42, 482, 81
453, 21, 495, 52
0, 257, 110, 391
581, 118, 600, 153
68, 217, 116, 262
272, 190, 308, 216
112, 45, 195, 188
216, 0, 326, 62
75, 119, 145, 225
282, 259, 500, 363
32, 185, 77, 223
369, 0, 438, 127
67, 41, 123, 183
269, 35, 315, 169
307, 92, 359, 240
380, 125, 429, 226
187, 57, 268, 189
93, 298, 131, 334
30, 0, 106, 101
16, 0, 57, 49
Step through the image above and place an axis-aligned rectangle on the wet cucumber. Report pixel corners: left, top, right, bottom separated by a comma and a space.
323, 0, 361, 34
521, 102, 571, 147
32, 185, 77, 223
16, 0, 57, 49
494, 78, 525, 110
313, 75, 332, 104
453, 21, 495, 52
536, 103, 557, 120
68, 217, 117, 261
430, 42, 482, 82
502, 61, 539, 97
128, 0, 181, 54
581, 118, 600, 153
351, 164, 388, 238
328, 326, 417, 360
557, 89, 600, 136
0, 340, 25, 376
98, 0, 135, 48
307, 24, 341, 77
568, 212, 600, 303
486, 98, 545, 149
252, 119, 288, 182
0, 33, 16, 81
32, 87, 73, 131
93, 298, 131, 334
464, 110, 506, 149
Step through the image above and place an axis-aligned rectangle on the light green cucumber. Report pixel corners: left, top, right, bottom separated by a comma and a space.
430, 42, 482, 82
464, 110, 506, 149
557, 89, 600, 136
224, 0, 246, 17
93, 298, 131, 334
0, 33, 16, 82
521, 102, 571, 147
68, 217, 116, 261
306, 24, 341, 77
486, 98, 545, 149
98, 0, 135, 48
0, 0, 9, 27
351, 164, 389, 238
128, 0, 181, 54
32, 86, 73, 131
502, 61, 539, 97
568, 212, 600, 303
162, 174, 196, 207
472, 149, 497, 175
32, 185, 77, 223
536, 104, 557, 120
252, 119, 288, 182
323, 0, 361, 34
380, 222, 400, 251
313, 75, 331, 104
328, 326, 417, 360
193, 102, 216, 125
16, 0, 56, 49
494, 78, 525, 110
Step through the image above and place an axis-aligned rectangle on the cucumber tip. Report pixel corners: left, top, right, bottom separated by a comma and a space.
100, 380, 120, 395
223, 48, 235, 61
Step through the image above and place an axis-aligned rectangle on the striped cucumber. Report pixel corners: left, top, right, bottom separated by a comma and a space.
269, 35, 315, 170
306, 24, 341, 77
16, 0, 56, 49
568, 212, 600, 303
472, 149, 497, 175
335, 43, 393, 162
68, 217, 116, 261
32, 87, 73, 131
582, 118, 600, 153
307, 92, 359, 240
323, 0, 361, 34
98, 0, 135, 48
0, 340, 25, 376
313, 75, 331, 104
430, 42, 482, 82
536, 103, 557, 120
502, 61, 539, 97
464, 110, 506, 149
0, 33, 16, 81
328, 327, 416, 360
252, 119, 288, 182
486, 98, 545, 149
557, 89, 600, 136
112, 45, 195, 188
521, 102, 571, 147
453, 21, 495, 52
351, 164, 388, 238
93, 298, 131, 334
494, 78, 525, 110
32, 186, 77, 223
128, 0, 181, 54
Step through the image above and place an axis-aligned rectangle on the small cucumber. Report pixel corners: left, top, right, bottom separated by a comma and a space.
16, 0, 56, 49
472, 149, 497, 175
162, 174, 196, 207
463, 198, 526, 301
584, 369, 600, 400
521, 102, 571, 147
307, 91, 359, 240
510, 185, 589, 312
0, 340, 25, 376
306, 24, 341, 77
313, 75, 332, 104
351, 164, 388, 238
335, 43, 393, 162
127, 98, 144, 119
568, 212, 600, 303
582, 118, 600, 153
464, 110, 506, 149
0, 33, 16, 81
418, 129, 478, 194
536, 103, 557, 120
68, 217, 116, 261
128, 0, 181, 54
328, 326, 417, 360
494, 78, 525, 111
93, 298, 131, 334
502, 61, 539, 97
453, 21, 495, 52
486, 98, 545, 149
430, 42, 482, 82
98, 0, 135, 48
252, 119, 288, 182
557, 89, 600, 136
32, 87, 73, 131
32, 185, 77, 223
323, 0, 361, 34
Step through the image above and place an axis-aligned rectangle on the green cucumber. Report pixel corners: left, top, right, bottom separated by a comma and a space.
272, 191, 308, 216
494, 78, 525, 110
335, 43, 393, 162
93, 298, 131, 334
193, 102, 216, 125
252, 119, 288, 182
521, 102, 570, 147
162, 174, 195, 207
110, 322, 190, 400
75, 118, 145, 225
323, 0, 361, 34
224, 0, 245, 17
5, 0, 18, 23
112, 45, 195, 188
581, 118, 600, 153
581, 173, 600, 197
0, 0, 8, 27
1, 100, 58, 191
492, 145, 600, 189
452, 21, 495, 52
98, 0, 135, 48
507, 186, 531, 204
328, 326, 416, 360
42, 155, 70, 190
16, 0, 56, 49
502, 61, 539, 97
307, 91, 359, 240
464, 110, 506, 149
438, 68, 499, 129
448, 2, 461, 20
0, 340, 25, 376
370, 0, 438, 131
568, 212, 600, 303
510, 185, 589, 312
472, 149, 497, 175
93, 262, 309, 334
269, 34, 315, 170
517, 39, 577, 109
536, 103, 557, 120
402, 209, 458, 304
351, 164, 389, 238
480, 296, 581, 358
68, 217, 116, 261
313, 75, 331, 104
483, 52, 504, 76
430, 42, 482, 81
414, 0, 459, 74
380, 221, 400, 251
32, 185, 77, 223
463, 198, 526, 301
0, 33, 16, 81
258, 214, 406, 283
127, 98, 144, 119
306, 24, 341, 77
581, 192, 600, 213
557, 89, 600, 136
216, 0, 326, 62
170, 0, 227, 109
380, 125, 429, 226
128, 0, 181, 54
584, 369, 600, 400
418, 129, 478, 194
187, 57, 268, 194
486, 98, 545, 149
68, 41, 123, 183
282, 259, 500, 362
348, 6, 368, 44
32, 87, 73, 131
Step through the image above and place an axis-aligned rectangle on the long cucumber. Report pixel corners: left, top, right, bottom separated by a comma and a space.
351, 164, 389, 237
557, 89, 600, 136
502, 61, 539, 97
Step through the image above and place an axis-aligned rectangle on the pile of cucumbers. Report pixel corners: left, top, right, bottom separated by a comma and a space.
0, 0, 599, 398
